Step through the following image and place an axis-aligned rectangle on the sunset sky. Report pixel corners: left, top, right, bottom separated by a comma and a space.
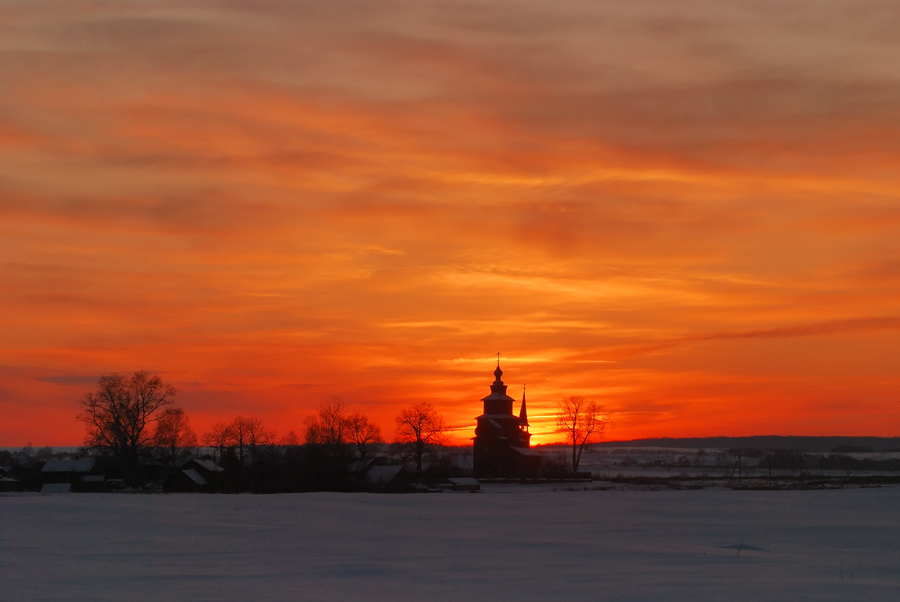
2, 0, 900, 446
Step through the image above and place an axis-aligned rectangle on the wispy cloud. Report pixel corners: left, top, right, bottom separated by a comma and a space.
2, 0, 900, 444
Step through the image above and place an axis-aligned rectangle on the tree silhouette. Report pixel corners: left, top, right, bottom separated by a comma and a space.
202, 421, 232, 463
304, 398, 350, 447
227, 415, 274, 465
348, 413, 381, 460
202, 416, 274, 466
153, 407, 198, 468
395, 402, 448, 472
555, 395, 607, 473
280, 430, 301, 446
78, 371, 175, 483
303, 399, 381, 460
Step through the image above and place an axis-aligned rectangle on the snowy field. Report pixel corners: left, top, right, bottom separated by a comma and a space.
3, 488, 900, 601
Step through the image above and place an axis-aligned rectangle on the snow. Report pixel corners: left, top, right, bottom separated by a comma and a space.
181, 469, 208, 486
2, 487, 900, 601
41, 458, 96, 473
447, 478, 479, 486
192, 459, 224, 473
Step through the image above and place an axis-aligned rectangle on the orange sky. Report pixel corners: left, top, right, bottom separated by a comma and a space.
2, 0, 900, 446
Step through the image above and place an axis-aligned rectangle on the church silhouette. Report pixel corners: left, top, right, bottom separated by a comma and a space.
473, 359, 542, 477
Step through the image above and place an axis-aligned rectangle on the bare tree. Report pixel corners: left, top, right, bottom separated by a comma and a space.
78, 371, 176, 482
395, 402, 448, 472
280, 430, 300, 446
556, 395, 607, 473
202, 421, 232, 462
153, 407, 198, 467
201, 416, 274, 466
347, 413, 381, 460
225, 416, 274, 465
304, 398, 351, 447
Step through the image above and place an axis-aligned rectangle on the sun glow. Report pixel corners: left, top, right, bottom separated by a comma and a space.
3, 0, 900, 446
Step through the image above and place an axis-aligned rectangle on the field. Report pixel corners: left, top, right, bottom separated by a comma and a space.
3, 486, 900, 601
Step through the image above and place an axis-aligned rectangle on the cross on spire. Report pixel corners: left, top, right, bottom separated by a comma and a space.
496, 352, 501, 366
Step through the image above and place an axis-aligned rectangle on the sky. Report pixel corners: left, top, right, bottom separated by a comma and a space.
2, 0, 900, 446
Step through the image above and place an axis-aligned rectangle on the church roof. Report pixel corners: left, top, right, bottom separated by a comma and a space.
481, 363, 516, 402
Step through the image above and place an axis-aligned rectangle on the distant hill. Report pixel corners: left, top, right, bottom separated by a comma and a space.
577, 436, 900, 453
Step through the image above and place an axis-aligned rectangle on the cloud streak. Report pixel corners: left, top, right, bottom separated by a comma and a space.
2, 0, 900, 444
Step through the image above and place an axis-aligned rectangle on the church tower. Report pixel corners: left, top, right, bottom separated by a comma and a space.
473, 358, 540, 477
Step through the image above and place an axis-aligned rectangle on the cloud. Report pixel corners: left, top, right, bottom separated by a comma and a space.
694, 317, 900, 341
34, 375, 100, 386
2, 0, 900, 444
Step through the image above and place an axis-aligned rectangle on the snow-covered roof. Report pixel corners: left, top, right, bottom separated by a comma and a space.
182, 469, 208, 486
510, 446, 542, 457
192, 459, 224, 473
42, 458, 96, 473
349, 459, 375, 473
41, 483, 72, 493
365, 465, 404, 485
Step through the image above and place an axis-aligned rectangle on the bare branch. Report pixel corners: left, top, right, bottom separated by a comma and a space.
395, 402, 448, 472
555, 396, 607, 472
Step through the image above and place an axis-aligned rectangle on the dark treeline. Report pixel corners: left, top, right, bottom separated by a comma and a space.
591, 436, 900, 453
0, 373, 468, 494
1, 441, 475, 494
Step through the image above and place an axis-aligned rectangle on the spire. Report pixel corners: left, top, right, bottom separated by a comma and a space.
519, 384, 529, 425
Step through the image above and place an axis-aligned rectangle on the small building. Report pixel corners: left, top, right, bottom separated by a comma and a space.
164, 458, 224, 493
190, 458, 225, 481
364, 464, 411, 492
0, 475, 20, 492
41, 458, 103, 492
165, 468, 210, 493
473, 362, 542, 478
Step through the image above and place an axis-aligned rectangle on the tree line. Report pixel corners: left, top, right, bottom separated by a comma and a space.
76, 371, 452, 490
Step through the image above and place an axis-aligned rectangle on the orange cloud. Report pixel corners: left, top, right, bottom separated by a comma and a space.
2, 1, 900, 446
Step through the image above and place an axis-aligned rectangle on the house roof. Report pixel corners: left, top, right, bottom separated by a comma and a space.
182, 469, 208, 486
42, 458, 96, 473
349, 459, 375, 473
192, 459, 224, 473
365, 465, 404, 485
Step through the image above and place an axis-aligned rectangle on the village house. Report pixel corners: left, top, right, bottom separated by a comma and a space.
41, 458, 104, 493
164, 458, 224, 493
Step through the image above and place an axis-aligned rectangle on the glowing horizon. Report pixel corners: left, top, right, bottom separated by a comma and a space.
2, 0, 900, 447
